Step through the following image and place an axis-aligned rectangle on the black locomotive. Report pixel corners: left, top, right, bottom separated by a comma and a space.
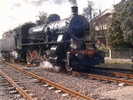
0, 6, 104, 71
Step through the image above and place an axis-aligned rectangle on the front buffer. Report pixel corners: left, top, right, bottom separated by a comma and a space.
67, 50, 104, 70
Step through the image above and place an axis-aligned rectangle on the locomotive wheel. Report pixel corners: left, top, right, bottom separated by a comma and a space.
26, 52, 33, 65
26, 50, 41, 66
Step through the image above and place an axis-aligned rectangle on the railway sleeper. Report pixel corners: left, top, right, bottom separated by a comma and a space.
48, 86, 55, 90
14, 94, 21, 98
8, 86, 16, 90
62, 93, 69, 97
9, 90, 18, 94
118, 82, 126, 87
55, 90, 62, 93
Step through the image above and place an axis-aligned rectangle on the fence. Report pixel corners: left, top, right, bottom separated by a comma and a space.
105, 48, 133, 59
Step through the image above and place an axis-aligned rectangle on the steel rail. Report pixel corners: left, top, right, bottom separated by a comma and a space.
112, 72, 133, 79
0, 70, 33, 100
88, 74, 133, 85
5, 62, 95, 100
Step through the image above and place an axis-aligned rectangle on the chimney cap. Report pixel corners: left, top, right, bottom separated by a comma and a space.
71, 6, 78, 15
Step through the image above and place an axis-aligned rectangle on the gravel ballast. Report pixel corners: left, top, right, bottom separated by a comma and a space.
0, 62, 133, 100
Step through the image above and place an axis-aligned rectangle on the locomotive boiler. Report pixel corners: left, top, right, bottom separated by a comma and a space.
0, 6, 104, 71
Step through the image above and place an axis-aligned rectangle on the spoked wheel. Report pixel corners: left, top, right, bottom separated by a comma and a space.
26, 53, 32, 65
65, 65, 73, 72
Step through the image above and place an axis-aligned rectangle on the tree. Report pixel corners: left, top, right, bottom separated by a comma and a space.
36, 12, 48, 25
109, 0, 133, 48
83, 1, 94, 40
83, 0, 94, 21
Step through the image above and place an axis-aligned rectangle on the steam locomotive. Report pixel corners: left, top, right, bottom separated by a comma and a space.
0, 6, 104, 71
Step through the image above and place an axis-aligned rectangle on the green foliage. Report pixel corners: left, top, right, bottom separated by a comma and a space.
109, 0, 133, 48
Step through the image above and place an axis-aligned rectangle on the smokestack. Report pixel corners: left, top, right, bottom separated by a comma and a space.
71, 6, 78, 15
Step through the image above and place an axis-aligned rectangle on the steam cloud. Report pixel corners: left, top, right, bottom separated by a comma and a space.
25, 0, 77, 6
24, 0, 48, 6
32, 0, 66, 6
52, 0, 66, 4
25, 0, 67, 6
31, 0, 46, 6
69, 0, 77, 6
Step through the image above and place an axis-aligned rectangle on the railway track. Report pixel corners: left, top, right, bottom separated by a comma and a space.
0, 70, 36, 100
72, 70, 133, 86
87, 73, 133, 85
4, 62, 95, 100
112, 72, 133, 79
2, 61, 133, 100
5, 62, 133, 86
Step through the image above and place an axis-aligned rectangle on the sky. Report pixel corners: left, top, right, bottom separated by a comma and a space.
0, 0, 121, 38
